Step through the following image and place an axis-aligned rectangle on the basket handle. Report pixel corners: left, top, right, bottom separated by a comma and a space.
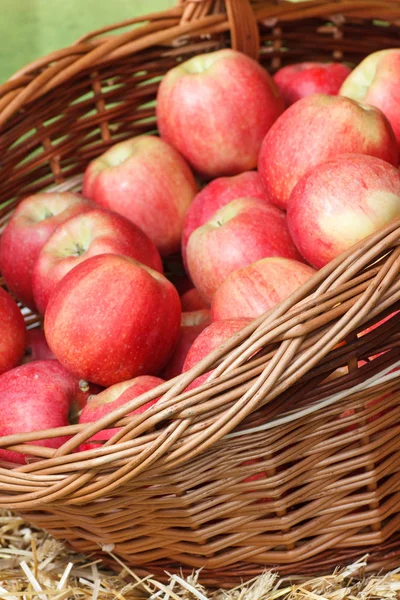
179, 0, 260, 59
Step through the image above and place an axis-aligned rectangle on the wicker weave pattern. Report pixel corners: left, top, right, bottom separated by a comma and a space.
0, 0, 400, 583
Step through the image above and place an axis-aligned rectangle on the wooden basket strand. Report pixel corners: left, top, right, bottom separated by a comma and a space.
180, 0, 260, 57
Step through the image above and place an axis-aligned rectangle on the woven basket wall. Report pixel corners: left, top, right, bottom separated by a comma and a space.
0, 0, 400, 586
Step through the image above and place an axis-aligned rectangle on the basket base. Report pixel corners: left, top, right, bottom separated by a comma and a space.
67, 533, 400, 588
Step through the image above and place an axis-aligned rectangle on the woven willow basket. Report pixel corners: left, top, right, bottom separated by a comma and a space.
0, 0, 400, 586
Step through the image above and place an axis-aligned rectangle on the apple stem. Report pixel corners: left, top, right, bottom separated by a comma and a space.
43, 207, 54, 219
70, 242, 86, 257
79, 379, 90, 392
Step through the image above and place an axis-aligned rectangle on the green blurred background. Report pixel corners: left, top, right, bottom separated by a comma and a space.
1, 0, 173, 83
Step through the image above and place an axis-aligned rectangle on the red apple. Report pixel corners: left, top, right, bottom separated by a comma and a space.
258, 94, 399, 210
83, 135, 197, 256
0, 360, 88, 464
44, 254, 181, 387
340, 49, 400, 147
287, 154, 400, 269
180, 287, 210, 312
181, 171, 271, 266
0, 287, 26, 374
0, 192, 93, 310
183, 318, 251, 389
78, 375, 165, 451
32, 208, 163, 314
162, 309, 211, 380
186, 197, 302, 302
211, 257, 316, 321
157, 49, 284, 179
22, 328, 55, 363
274, 62, 351, 107
20, 330, 98, 412
20, 329, 99, 416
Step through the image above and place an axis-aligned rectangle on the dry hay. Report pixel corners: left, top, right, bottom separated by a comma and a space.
1, 510, 400, 600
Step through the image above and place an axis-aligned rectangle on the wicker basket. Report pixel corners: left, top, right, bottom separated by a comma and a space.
0, 0, 400, 586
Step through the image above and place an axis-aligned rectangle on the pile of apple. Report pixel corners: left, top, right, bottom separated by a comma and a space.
1, 47, 400, 466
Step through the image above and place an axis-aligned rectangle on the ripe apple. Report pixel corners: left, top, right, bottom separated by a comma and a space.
0, 192, 93, 310
274, 62, 351, 106
82, 135, 197, 256
0, 287, 26, 374
157, 49, 284, 178
287, 154, 400, 268
181, 170, 271, 266
44, 254, 181, 387
162, 309, 211, 380
32, 208, 163, 314
258, 94, 399, 210
186, 197, 302, 302
183, 318, 251, 389
78, 375, 165, 451
20, 330, 99, 412
0, 360, 89, 464
180, 287, 210, 312
340, 49, 400, 147
211, 257, 316, 321
22, 328, 55, 363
